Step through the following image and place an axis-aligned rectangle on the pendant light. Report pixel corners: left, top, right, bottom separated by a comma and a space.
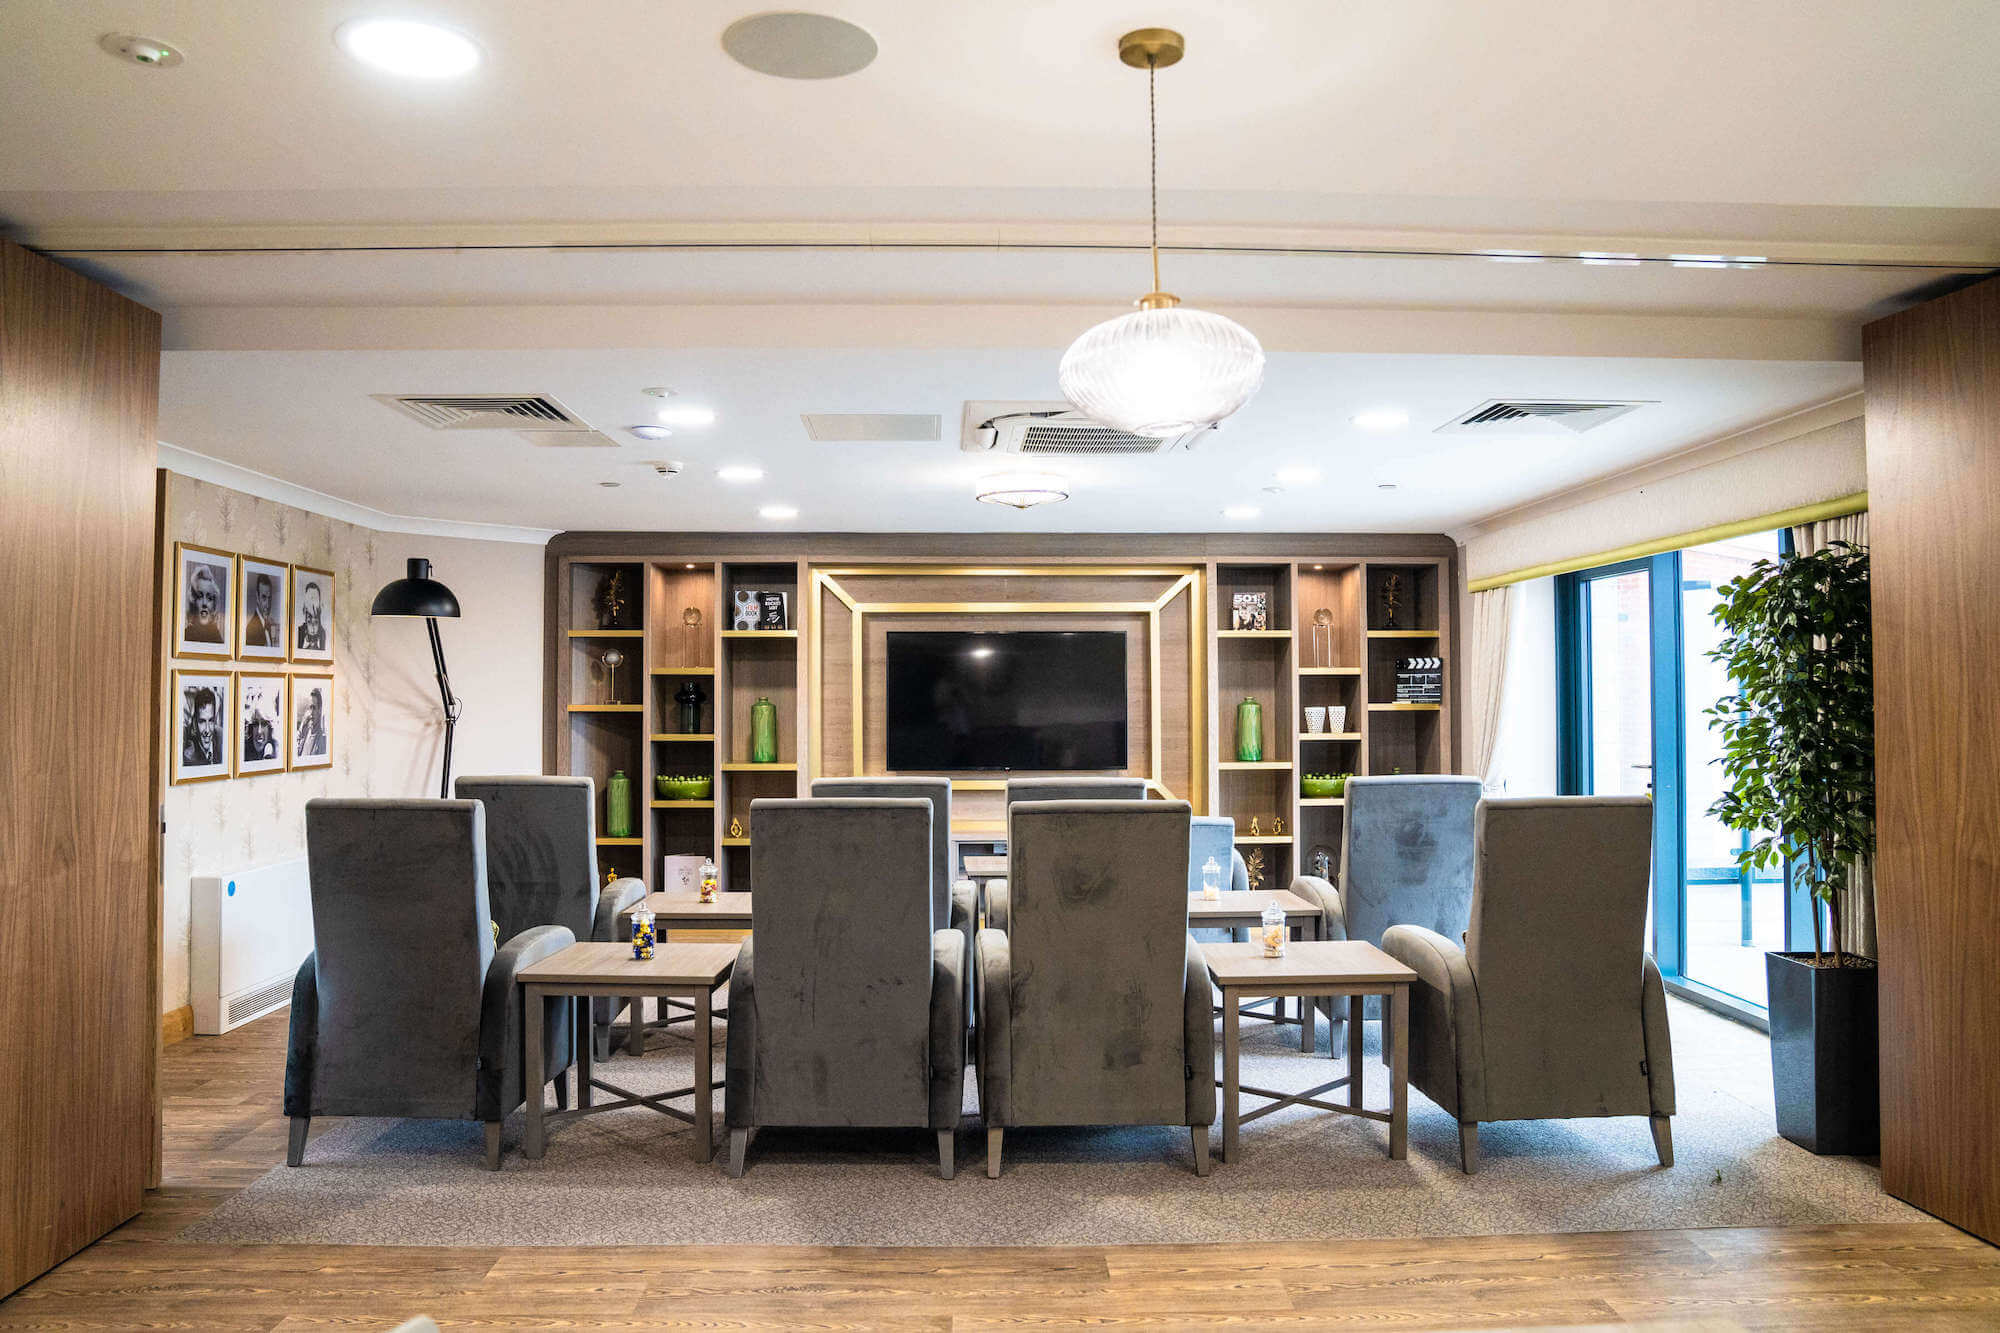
1059, 28, 1264, 439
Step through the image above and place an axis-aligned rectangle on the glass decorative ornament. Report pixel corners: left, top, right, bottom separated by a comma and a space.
1058, 28, 1264, 438
1200, 855, 1223, 902
699, 856, 719, 904
630, 906, 656, 961
1261, 899, 1287, 958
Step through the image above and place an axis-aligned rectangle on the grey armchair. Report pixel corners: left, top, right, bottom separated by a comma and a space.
1381, 796, 1676, 1173
1004, 776, 1148, 808
724, 798, 966, 1178
454, 775, 646, 1059
1188, 814, 1249, 943
284, 799, 574, 1170
976, 800, 1213, 1176
810, 776, 976, 998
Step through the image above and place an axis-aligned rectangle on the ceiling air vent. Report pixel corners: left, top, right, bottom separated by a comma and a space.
1436, 398, 1652, 435
801, 412, 941, 442
374, 393, 593, 433
959, 401, 1207, 455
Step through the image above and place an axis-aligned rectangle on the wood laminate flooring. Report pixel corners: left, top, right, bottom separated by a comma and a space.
3, 1012, 1997, 1330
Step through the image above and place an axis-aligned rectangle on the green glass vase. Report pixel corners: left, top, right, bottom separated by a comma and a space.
750, 695, 779, 764
605, 769, 633, 838
1235, 696, 1264, 763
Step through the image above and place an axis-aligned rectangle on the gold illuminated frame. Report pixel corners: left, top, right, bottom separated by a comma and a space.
807, 565, 1205, 809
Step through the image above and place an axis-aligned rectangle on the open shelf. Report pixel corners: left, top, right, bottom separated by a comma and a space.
1298, 797, 1347, 807
595, 836, 643, 847
1299, 666, 1361, 676
1218, 760, 1293, 770
650, 799, 716, 809
1367, 629, 1438, 639
1233, 834, 1293, 845
650, 666, 715, 675
566, 628, 644, 638
651, 732, 714, 743
721, 629, 798, 639
722, 761, 798, 772
720, 836, 752, 847
1298, 732, 1363, 742
568, 703, 640, 713
1369, 702, 1441, 711
1216, 629, 1291, 640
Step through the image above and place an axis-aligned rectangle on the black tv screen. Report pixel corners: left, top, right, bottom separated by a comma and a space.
885, 631, 1127, 772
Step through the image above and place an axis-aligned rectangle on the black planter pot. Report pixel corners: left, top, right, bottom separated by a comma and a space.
1766, 951, 1880, 1155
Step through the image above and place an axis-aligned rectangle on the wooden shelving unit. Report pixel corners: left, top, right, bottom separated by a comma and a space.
716, 561, 806, 892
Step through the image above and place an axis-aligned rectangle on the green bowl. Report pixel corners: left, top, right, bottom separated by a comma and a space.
655, 774, 713, 801
1301, 774, 1348, 799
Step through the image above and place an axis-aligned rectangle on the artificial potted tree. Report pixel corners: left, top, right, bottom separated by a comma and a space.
1706, 540, 1877, 1155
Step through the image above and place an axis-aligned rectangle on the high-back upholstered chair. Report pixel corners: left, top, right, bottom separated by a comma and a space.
977, 800, 1214, 1176
1188, 815, 1249, 942
454, 776, 646, 1059
1004, 776, 1149, 808
1381, 796, 1676, 1173
809, 776, 974, 947
724, 798, 967, 1178
283, 799, 575, 1170
1293, 774, 1481, 1027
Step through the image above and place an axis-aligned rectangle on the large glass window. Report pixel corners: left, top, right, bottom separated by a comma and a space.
1558, 532, 1800, 1020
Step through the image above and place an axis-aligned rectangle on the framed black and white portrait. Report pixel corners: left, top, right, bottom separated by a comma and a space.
290, 673, 333, 771
289, 565, 334, 663
170, 669, 233, 785
235, 554, 290, 662
173, 542, 236, 660
235, 672, 288, 777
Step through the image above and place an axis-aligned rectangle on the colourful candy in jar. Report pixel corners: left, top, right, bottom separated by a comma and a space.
631, 909, 656, 960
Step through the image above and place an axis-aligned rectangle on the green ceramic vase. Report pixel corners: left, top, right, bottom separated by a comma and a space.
1235, 696, 1264, 763
605, 769, 633, 838
750, 695, 779, 764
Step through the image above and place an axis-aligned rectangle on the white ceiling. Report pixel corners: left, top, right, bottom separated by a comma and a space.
158, 347, 1858, 534
6, 1, 1986, 535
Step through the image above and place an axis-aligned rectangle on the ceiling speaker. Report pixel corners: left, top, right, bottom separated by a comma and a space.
722, 12, 877, 80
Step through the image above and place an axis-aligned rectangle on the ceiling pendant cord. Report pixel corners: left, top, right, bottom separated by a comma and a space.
1149, 53, 1160, 295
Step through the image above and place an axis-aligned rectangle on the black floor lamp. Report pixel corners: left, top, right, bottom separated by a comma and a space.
371, 557, 463, 798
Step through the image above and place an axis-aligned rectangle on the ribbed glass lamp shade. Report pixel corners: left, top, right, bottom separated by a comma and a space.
1059, 304, 1266, 437
370, 557, 461, 618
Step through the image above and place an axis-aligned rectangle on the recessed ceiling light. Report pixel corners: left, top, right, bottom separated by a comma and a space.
1377, 483, 1399, 491
759, 503, 799, 521
656, 406, 716, 428
98, 33, 183, 67
1274, 465, 1321, 486
598, 481, 621, 489
717, 464, 764, 484
641, 386, 677, 398
335, 18, 481, 79
722, 12, 878, 79
1222, 505, 1261, 520
684, 563, 697, 570
627, 424, 672, 440
1351, 408, 1410, 431
976, 472, 1070, 510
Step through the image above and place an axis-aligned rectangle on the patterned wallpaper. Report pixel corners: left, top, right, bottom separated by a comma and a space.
157, 471, 545, 1012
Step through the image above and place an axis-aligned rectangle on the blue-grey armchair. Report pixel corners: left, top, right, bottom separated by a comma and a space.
284, 799, 573, 1170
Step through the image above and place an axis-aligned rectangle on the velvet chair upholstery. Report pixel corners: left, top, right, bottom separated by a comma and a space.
454, 775, 646, 1059
1004, 776, 1149, 808
809, 776, 976, 990
976, 800, 1214, 1176
283, 799, 574, 1170
724, 798, 966, 1178
1381, 796, 1676, 1173
1188, 814, 1249, 942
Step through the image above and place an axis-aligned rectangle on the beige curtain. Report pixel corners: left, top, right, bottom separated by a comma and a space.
1789, 510, 1876, 957
1463, 584, 1515, 782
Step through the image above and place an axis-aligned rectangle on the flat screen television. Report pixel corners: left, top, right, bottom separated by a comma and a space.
885, 630, 1127, 772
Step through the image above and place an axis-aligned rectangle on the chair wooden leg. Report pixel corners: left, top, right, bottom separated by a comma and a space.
484, 1122, 503, 1171
1191, 1124, 1211, 1177
553, 1073, 570, 1111
937, 1130, 956, 1180
1458, 1121, 1479, 1175
286, 1116, 309, 1167
986, 1127, 1004, 1179
1650, 1114, 1674, 1167
725, 1128, 749, 1178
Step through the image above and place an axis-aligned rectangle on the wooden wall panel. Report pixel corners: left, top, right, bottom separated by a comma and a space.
0, 240, 161, 1295
1864, 273, 2000, 1244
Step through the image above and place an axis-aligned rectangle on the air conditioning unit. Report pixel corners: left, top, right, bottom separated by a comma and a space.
960, 401, 1209, 456
191, 858, 314, 1034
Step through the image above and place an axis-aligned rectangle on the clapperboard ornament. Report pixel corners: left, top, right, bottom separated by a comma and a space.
1396, 656, 1444, 703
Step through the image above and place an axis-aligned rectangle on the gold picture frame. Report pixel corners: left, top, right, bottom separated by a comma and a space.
171, 541, 236, 661
235, 552, 290, 662
234, 671, 289, 778
289, 672, 333, 770
169, 668, 233, 785
288, 564, 335, 664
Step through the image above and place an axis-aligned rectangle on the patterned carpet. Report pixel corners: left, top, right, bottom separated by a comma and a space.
181, 998, 1917, 1247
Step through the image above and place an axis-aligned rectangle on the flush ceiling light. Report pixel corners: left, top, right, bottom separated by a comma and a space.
1275, 465, 1321, 485
976, 471, 1070, 510
1058, 29, 1264, 439
656, 405, 716, 428
759, 503, 799, 520
1222, 504, 1261, 520
627, 424, 672, 440
722, 12, 877, 79
1351, 408, 1410, 431
335, 18, 481, 78
717, 464, 764, 484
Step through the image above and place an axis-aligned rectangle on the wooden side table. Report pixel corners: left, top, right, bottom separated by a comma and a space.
1188, 890, 1325, 1050
519, 941, 736, 1163
615, 893, 752, 1054
1200, 940, 1418, 1164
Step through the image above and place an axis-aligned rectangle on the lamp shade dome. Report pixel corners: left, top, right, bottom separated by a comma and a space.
1058, 304, 1265, 438
371, 557, 461, 618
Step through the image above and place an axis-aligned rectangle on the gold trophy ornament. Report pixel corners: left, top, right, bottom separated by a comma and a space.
727, 815, 745, 840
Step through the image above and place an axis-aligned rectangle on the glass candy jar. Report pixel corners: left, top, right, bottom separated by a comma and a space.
630, 906, 656, 960
1200, 855, 1223, 902
1261, 899, 1287, 958
699, 855, 719, 904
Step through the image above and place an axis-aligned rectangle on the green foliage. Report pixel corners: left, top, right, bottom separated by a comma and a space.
1703, 541, 1874, 956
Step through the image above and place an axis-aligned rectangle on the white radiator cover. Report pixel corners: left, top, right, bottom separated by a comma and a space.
191, 857, 314, 1034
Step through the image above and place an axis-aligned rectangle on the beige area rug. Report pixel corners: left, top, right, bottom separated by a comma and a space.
180, 999, 1917, 1247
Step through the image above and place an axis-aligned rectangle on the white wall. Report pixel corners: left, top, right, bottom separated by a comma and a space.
157, 471, 544, 1013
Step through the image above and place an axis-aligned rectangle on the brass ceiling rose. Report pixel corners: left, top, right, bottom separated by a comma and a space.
1118, 27, 1185, 70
